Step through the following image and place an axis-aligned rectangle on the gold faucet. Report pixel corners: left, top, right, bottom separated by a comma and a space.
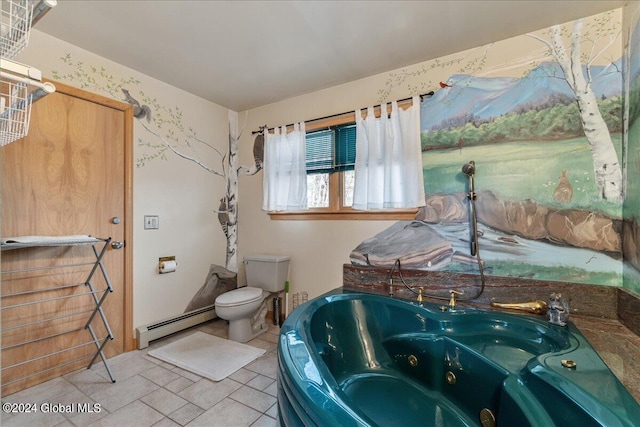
416, 287, 424, 304
449, 290, 464, 308
490, 299, 548, 315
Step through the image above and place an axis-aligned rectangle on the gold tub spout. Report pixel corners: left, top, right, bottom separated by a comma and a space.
490, 300, 548, 315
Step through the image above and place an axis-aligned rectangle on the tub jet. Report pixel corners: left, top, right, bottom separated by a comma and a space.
479, 408, 496, 427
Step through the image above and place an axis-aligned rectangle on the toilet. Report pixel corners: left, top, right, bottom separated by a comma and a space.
214, 255, 290, 342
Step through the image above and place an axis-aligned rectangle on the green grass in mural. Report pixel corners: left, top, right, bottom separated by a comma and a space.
422, 136, 623, 218
625, 118, 640, 216
445, 260, 622, 287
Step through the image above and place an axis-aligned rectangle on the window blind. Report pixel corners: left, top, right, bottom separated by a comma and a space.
306, 123, 356, 174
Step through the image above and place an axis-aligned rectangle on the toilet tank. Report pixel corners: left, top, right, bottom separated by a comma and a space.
243, 255, 290, 292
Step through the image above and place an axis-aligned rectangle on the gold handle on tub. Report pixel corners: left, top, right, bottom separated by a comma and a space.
490, 299, 548, 315
449, 290, 464, 308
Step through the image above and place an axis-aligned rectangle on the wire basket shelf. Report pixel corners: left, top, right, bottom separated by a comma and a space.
1, 0, 33, 60
1, 1, 57, 146
0, 78, 32, 146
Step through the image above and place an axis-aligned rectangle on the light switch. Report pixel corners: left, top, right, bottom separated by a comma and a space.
144, 215, 159, 229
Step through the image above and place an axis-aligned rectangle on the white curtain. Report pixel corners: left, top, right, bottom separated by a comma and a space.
352, 96, 425, 210
262, 122, 307, 211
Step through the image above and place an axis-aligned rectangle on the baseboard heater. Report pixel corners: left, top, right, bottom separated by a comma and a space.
136, 305, 217, 349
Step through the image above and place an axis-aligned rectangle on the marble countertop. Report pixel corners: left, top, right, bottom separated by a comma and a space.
571, 315, 640, 404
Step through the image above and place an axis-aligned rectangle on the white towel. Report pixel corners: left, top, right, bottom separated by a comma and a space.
1, 235, 97, 245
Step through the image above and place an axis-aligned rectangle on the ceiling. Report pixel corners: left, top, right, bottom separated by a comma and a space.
35, 1, 625, 111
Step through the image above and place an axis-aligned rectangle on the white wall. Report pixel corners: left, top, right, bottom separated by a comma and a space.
16, 30, 230, 331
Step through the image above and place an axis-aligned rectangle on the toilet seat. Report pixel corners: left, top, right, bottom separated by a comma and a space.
215, 287, 265, 308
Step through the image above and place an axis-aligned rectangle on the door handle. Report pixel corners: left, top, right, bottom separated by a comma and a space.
111, 241, 124, 250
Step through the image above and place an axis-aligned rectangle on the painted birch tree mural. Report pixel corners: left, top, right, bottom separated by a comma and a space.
528, 16, 623, 203
132, 106, 262, 273
52, 54, 263, 273
224, 111, 263, 272
122, 91, 262, 273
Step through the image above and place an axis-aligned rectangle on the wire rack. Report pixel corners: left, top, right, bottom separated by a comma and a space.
1, 0, 56, 146
0, 78, 32, 146
0, 0, 33, 60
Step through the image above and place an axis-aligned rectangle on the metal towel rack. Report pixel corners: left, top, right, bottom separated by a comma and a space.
1, 236, 117, 386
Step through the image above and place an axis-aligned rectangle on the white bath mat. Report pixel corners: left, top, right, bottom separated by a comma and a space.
148, 331, 266, 381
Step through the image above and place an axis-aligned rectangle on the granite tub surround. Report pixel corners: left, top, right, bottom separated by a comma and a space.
343, 265, 622, 319
571, 315, 640, 404
619, 288, 640, 337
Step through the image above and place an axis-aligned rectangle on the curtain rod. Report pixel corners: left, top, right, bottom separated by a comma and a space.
251, 91, 434, 135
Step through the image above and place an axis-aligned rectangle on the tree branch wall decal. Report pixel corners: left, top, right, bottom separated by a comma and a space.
52, 54, 262, 272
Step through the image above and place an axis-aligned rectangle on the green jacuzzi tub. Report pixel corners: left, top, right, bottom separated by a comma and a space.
277, 290, 640, 426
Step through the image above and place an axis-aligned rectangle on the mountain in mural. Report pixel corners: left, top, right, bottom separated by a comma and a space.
422, 60, 622, 132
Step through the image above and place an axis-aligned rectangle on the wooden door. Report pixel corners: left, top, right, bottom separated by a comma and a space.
1, 81, 133, 396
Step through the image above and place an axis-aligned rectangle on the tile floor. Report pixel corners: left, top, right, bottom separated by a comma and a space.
1, 319, 280, 427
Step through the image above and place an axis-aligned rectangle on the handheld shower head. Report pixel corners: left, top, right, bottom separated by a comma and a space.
462, 160, 477, 256
462, 161, 475, 176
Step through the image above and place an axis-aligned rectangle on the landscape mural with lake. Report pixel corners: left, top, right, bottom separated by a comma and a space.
352, 8, 640, 291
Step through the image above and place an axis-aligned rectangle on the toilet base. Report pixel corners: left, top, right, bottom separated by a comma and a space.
227, 299, 269, 343
228, 317, 269, 342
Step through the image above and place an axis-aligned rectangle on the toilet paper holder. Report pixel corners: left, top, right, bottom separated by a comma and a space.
158, 256, 177, 274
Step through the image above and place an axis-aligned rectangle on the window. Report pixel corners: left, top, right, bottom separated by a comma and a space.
268, 109, 418, 220
305, 124, 355, 208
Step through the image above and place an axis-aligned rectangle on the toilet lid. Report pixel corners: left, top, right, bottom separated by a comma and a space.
215, 287, 264, 307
